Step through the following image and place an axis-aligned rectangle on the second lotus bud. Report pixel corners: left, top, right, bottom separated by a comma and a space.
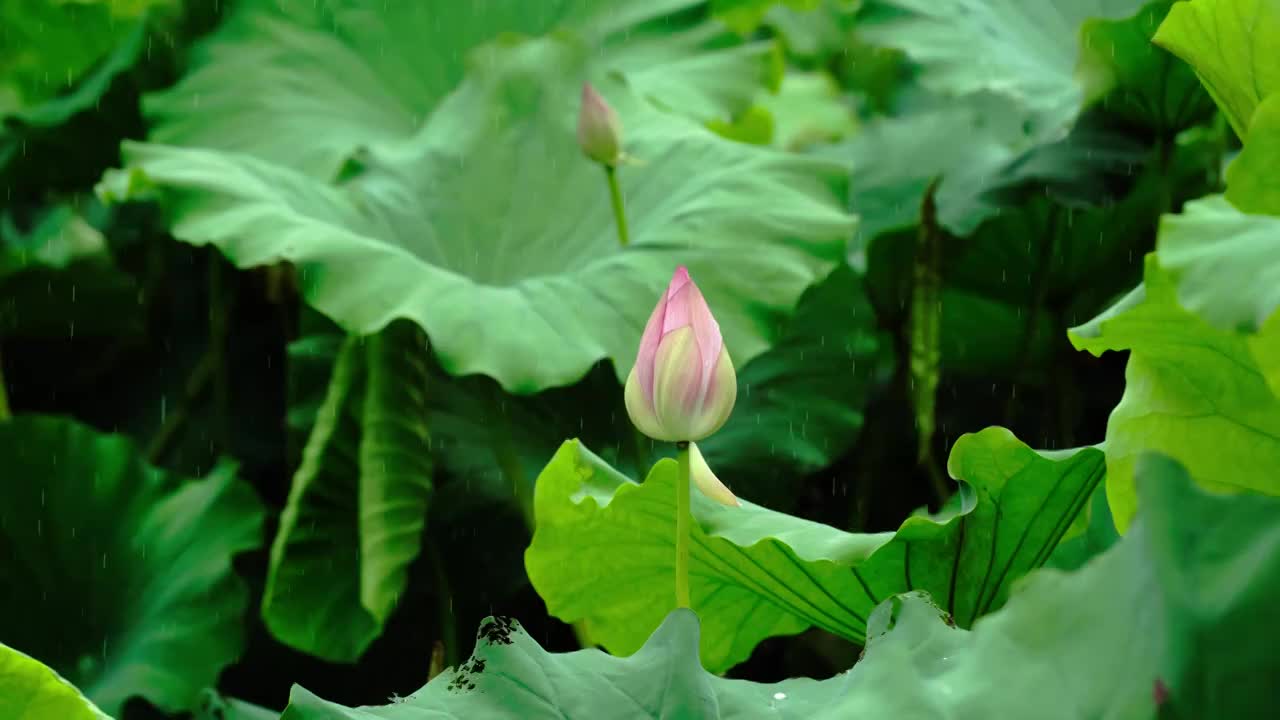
577, 82, 623, 167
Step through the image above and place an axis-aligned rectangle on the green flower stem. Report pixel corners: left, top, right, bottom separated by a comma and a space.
675, 441, 691, 608
605, 165, 630, 248
0, 347, 10, 420
911, 179, 947, 504
426, 540, 458, 672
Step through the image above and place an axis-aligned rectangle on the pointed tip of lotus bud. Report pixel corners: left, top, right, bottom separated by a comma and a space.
690, 442, 740, 507
577, 82, 622, 167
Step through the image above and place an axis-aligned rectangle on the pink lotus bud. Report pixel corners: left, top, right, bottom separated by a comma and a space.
690, 441, 740, 507
625, 266, 737, 443
577, 83, 622, 167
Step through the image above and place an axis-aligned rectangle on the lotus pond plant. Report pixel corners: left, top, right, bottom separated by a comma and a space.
578, 81, 630, 247
625, 265, 741, 606
2, 0, 1278, 718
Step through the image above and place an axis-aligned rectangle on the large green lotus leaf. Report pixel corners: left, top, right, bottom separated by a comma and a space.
0, 644, 111, 720
1070, 255, 1280, 531
143, 0, 585, 177
858, 0, 1147, 135
142, 0, 773, 181
1153, 0, 1280, 140
525, 427, 1103, 672
1155, 194, 1280, 333
105, 37, 851, 393
284, 609, 848, 720
279, 453, 1279, 719
264, 320, 434, 662
1077, 0, 1214, 132
0, 203, 142, 340
1226, 94, 1280, 215
0, 416, 265, 716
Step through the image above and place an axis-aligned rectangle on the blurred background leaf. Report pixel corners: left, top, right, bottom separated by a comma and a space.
0, 416, 264, 716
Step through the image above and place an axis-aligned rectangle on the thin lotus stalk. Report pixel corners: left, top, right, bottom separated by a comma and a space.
675, 441, 692, 608
605, 166, 630, 247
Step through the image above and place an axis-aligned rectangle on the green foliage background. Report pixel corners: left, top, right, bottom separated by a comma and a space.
1, 0, 1276, 718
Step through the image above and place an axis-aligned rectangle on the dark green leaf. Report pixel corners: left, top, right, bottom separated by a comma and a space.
264, 320, 434, 662
0, 416, 265, 716
0, 203, 142, 340
1077, 0, 1214, 132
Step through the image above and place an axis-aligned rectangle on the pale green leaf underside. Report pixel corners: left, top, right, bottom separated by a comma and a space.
142, 0, 772, 181
1155, 194, 1280, 333
839, 88, 1149, 243
280, 455, 1280, 719
105, 36, 851, 393
859, 0, 1148, 134
758, 70, 858, 150
0, 417, 265, 716
0, 644, 111, 720
264, 321, 434, 662
1070, 255, 1280, 532
841, 94, 1032, 240
1153, 0, 1280, 140
525, 428, 1103, 672
1226, 94, 1280, 215
840, 0, 1155, 243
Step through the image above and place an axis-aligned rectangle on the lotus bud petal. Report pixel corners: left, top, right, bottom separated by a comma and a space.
624, 266, 737, 442
577, 83, 623, 167
689, 442, 740, 507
